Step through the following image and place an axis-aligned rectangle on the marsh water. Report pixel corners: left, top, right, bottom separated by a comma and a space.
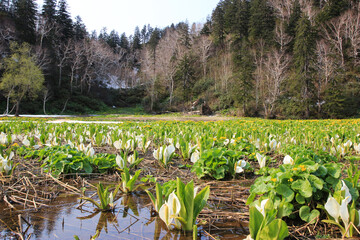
0, 191, 248, 240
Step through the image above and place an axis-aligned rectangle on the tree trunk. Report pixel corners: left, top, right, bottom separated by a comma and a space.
5, 92, 10, 115
15, 101, 20, 117
59, 66, 62, 87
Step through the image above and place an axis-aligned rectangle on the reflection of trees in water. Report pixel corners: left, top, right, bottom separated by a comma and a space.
29, 213, 46, 239
77, 211, 118, 238
121, 192, 152, 218
121, 194, 140, 217
146, 216, 192, 240
30, 195, 78, 238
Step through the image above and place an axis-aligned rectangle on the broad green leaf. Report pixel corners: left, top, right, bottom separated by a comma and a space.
257, 219, 289, 240
249, 206, 264, 240
299, 206, 319, 224
308, 175, 324, 190
295, 193, 305, 204
275, 184, 294, 202
277, 201, 293, 218
193, 186, 210, 222
184, 181, 195, 231
251, 182, 271, 195
291, 179, 312, 198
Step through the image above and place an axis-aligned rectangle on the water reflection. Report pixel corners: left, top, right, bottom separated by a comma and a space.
0, 192, 247, 239
78, 212, 118, 238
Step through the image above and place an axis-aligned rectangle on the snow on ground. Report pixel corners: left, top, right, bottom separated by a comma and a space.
47, 120, 123, 124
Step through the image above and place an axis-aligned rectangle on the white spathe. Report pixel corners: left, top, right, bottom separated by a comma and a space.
283, 155, 294, 165
324, 195, 341, 223
234, 160, 247, 173
256, 153, 266, 169
255, 199, 269, 217
190, 151, 200, 163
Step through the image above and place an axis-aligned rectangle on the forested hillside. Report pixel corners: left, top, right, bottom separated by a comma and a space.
0, 0, 359, 118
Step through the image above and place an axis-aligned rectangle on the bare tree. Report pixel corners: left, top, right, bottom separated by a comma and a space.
196, 35, 212, 77
299, 0, 318, 23
274, 21, 292, 51
42, 88, 52, 114
323, 15, 346, 67
33, 46, 51, 71
156, 29, 179, 106
344, 5, 360, 66
36, 16, 56, 49
0, 23, 15, 55
54, 40, 72, 87
68, 40, 85, 92
315, 40, 336, 114
140, 46, 158, 111
263, 48, 291, 117
268, 0, 293, 21
212, 40, 232, 94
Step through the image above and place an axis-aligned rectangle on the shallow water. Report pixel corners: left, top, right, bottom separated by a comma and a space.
0, 192, 248, 240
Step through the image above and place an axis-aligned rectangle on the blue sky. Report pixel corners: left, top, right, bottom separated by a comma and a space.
36, 0, 219, 36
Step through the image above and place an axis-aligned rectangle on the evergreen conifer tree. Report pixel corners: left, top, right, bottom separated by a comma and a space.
249, 0, 275, 43
56, 0, 73, 41
13, 0, 37, 44
231, 39, 255, 115
73, 16, 87, 40
292, 16, 316, 118
42, 0, 56, 21
211, 2, 226, 45
132, 26, 142, 51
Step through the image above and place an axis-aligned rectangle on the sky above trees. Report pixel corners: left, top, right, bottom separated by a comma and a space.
36, 0, 219, 35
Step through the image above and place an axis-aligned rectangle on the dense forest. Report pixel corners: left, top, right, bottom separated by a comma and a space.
0, 0, 359, 118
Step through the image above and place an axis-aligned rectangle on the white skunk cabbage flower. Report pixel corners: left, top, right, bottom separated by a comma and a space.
244, 235, 254, 240
153, 147, 164, 161
0, 132, 8, 145
255, 199, 269, 217
341, 180, 352, 204
324, 194, 351, 229
269, 139, 277, 151
114, 140, 122, 150
22, 138, 30, 147
164, 145, 176, 163
159, 192, 181, 229
145, 140, 151, 150
255, 139, 261, 149
353, 143, 360, 154
344, 140, 352, 148
234, 160, 247, 173
127, 154, 136, 165
86, 147, 95, 157
283, 155, 294, 165
190, 151, 200, 163
116, 155, 126, 169
0, 152, 14, 174
256, 153, 266, 169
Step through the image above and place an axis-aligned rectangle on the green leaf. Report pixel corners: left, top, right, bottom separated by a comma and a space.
275, 184, 294, 202
315, 165, 328, 177
184, 181, 195, 231
193, 186, 210, 222
257, 219, 289, 240
277, 201, 293, 218
126, 169, 141, 192
308, 175, 324, 190
251, 182, 271, 195
249, 206, 264, 240
295, 193, 305, 204
291, 179, 312, 198
299, 206, 319, 224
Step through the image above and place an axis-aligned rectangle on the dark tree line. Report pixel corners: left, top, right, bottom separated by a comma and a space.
1, 0, 360, 118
